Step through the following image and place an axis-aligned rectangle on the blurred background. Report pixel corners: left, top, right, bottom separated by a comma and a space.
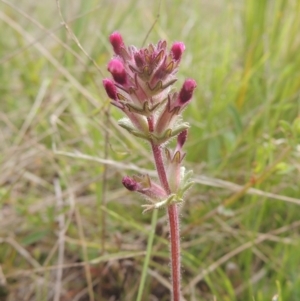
1, 0, 300, 300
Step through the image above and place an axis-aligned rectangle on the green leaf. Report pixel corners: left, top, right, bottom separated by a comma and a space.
21, 230, 49, 246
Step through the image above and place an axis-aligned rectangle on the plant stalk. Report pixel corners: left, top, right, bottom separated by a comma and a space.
150, 140, 181, 301
167, 203, 181, 301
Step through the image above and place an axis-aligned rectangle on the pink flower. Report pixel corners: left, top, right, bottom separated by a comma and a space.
103, 32, 196, 301
104, 32, 191, 116
170, 42, 185, 61
165, 130, 188, 191
102, 79, 117, 100
122, 175, 167, 200
109, 31, 125, 56
154, 79, 197, 137
107, 59, 127, 85
177, 79, 197, 105
103, 32, 196, 192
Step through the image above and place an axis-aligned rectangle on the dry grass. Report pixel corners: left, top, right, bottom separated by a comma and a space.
1, 0, 300, 300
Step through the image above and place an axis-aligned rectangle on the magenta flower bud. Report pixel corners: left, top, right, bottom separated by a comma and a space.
154, 79, 196, 137
103, 79, 117, 100
177, 129, 188, 149
170, 42, 185, 61
178, 79, 197, 104
109, 31, 125, 56
172, 130, 187, 164
122, 174, 166, 200
122, 176, 139, 191
108, 59, 127, 85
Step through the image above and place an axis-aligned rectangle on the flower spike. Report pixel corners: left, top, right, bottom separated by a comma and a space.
103, 32, 196, 301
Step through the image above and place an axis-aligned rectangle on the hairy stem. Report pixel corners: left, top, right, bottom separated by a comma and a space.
150, 139, 181, 301
150, 142, 171, 194
167, 204, 181, 301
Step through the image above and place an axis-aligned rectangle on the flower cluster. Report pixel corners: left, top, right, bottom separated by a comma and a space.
103, 32, 196, 211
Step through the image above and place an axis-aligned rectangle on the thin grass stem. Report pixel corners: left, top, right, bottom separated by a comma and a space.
136, 209, 158, 301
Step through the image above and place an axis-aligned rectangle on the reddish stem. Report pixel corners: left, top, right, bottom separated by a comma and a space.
150, 142, 170, 194
148, 117, 181, 301
167, 204, 181, 301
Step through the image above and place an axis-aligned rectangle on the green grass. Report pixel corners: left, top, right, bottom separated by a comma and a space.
1, 0, 300, 300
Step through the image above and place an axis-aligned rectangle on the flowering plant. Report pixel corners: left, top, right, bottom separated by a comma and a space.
103, 32, 196, 301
